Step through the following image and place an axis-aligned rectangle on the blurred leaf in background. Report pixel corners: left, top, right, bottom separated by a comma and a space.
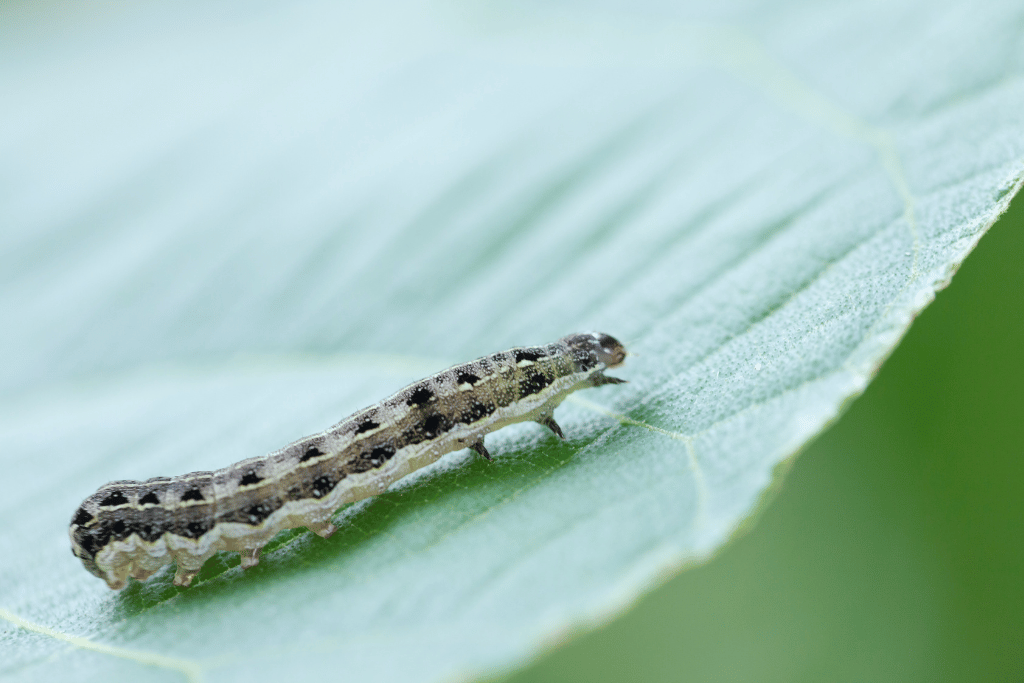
1, 1, 1022, 682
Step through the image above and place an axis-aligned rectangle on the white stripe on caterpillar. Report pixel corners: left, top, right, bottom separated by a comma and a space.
69, 333, 627, 589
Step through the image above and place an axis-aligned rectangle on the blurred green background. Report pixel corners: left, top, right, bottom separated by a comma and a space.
511, 197, 1024, 681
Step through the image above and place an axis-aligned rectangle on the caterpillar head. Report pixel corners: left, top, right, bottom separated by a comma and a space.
561, 332, 627, 370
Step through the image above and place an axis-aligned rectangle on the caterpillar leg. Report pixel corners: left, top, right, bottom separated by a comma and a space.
103, 569, 128, 590
536, 414, 565, 439
592, 373, 627, 386
306, 520, 337, 538
130, 565, 158, 582
240, 547, 261, 569
470, 439, 492, 461
173, 566, 201, 587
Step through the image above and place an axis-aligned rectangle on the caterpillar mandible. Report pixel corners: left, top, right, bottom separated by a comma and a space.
69, 333, 627, 589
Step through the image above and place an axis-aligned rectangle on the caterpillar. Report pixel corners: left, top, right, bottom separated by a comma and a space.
69, 332, 627, 589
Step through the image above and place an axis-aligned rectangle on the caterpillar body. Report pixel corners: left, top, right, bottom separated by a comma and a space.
69, 332, 627, 589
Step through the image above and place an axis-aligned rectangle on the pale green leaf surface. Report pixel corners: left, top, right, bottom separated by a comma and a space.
1, 1, 1022, 682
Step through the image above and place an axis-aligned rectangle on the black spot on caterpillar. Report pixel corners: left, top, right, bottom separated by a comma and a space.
420, 412, 448, 438
138, 491, 161, 506
513, 348, 547, 364
310, 475, 336, 499
73, 508, 94, 526
458, 399, 496, 424
520, 368, 553, 396
369, 444, 396, 463
69, 332, 627, 589
99, 491, 128, 508
406, 386, 435, 406
299, 446, 324, 463
239, 470, 263, 487
355, 418, 380, 434
456, 371, 481, 386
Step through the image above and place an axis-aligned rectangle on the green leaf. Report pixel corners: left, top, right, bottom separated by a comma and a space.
1, 2, 1021, 682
